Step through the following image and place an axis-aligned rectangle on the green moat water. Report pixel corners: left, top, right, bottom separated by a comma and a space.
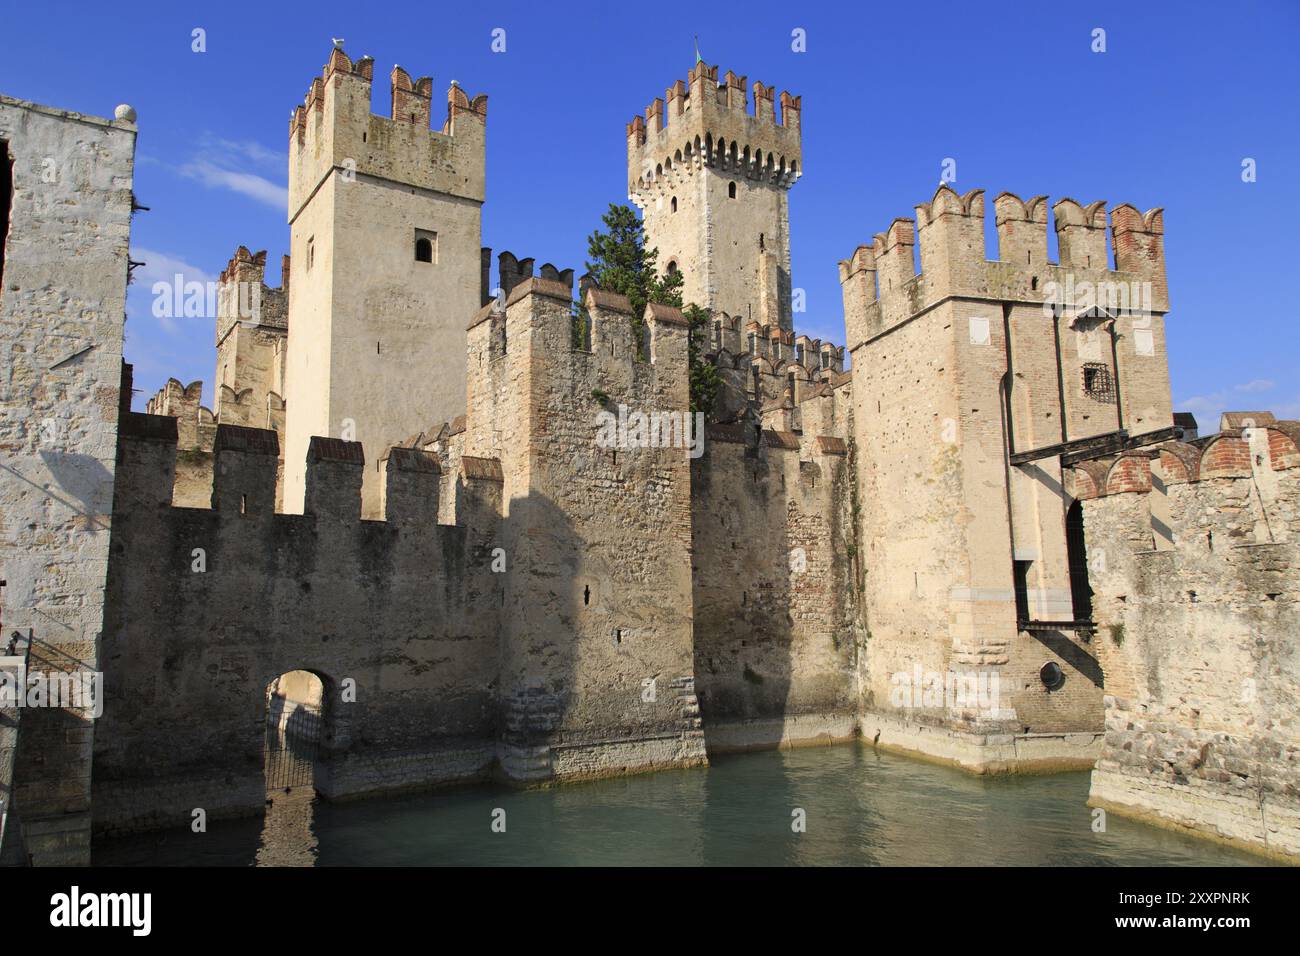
94, 743, 1266, 866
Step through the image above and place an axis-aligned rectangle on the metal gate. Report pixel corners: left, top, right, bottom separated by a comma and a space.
264, 696, 323, 792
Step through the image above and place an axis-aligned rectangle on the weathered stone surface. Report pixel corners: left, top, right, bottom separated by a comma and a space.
0, 93, 136, 864
5, 51, 1296, 867
1080, 432, 1300, 859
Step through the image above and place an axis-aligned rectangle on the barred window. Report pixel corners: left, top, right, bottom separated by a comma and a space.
1082, 363, 1113, 402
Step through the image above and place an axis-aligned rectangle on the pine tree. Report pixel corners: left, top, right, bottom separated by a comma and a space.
584, 203, 719, 414
683, 303, 722, 415
584, 204, 682, 356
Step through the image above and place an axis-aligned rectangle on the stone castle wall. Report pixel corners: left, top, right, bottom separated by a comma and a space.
0, 95, 136, 864
465, 281, 707, 780
691, 384, 861, 751
1077, 422, 1300, 859
95, 415, 502, 835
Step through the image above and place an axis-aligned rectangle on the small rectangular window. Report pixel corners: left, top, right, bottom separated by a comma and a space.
306, 237, 315, 271
415, 228, 437, 264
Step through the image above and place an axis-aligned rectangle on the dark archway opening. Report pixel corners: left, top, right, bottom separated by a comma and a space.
1066, 500, 1093, 621
264, 670, 325, 794
1, 140, 13, 306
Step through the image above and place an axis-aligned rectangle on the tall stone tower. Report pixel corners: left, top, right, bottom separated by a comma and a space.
627, 62, 802, 331
841, 185, 1173, 761
284, 47, 487, 515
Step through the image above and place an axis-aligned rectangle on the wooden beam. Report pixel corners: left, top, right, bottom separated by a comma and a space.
1009, 425, 1183, 468
1061, 425, 1183, 466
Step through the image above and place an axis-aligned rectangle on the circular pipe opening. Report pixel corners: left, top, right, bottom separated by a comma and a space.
1039, 661, 1065, 691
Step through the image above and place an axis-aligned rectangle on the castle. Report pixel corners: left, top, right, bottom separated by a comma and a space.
1, 47, 1296, 866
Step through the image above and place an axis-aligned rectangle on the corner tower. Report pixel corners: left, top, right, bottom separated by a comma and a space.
284, 47, 487, 515
628, 63, 802, 331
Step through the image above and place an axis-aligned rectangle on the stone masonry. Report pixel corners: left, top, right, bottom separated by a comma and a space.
1075, 419, 1300, 859
842, 187, 1170, 772
0, 94, 137, 865
1, 49, 1296, 864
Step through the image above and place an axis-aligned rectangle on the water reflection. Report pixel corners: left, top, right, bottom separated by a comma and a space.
255, 790, 319, 867
94, 743, 1267, 867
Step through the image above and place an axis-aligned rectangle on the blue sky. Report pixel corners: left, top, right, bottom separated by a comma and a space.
2, 0, 1296, 429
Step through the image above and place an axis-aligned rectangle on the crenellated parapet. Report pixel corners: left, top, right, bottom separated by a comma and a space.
1065, 417, 1300, 547
703, 312, 844, 376
215, 383, 285, 435
288, 45, 487, 218
839, 185, 1169, 350
1078, 414, 1300, 857
698, 310, 848, 422
215, 246, 288, 345
491, 250, 574, 305
115, 414, 462, 536
465, 279, 692, 465
627, 62, 802, 199
144, 378, 214, 450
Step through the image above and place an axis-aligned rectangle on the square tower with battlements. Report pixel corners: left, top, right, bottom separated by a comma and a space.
284, 47, 487, 516
842, 185, 1174, 764
628, 62, 801, 331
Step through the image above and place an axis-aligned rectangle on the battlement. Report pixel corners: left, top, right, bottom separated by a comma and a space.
463, 279, 692, 466
689, 307, 850, 423
839, 185, 1169, 349
1067, 419, 1300, 501
215, 245, 288, 345
468, 278, 690, 372
1065, 415, 1300, 556
116, 414, 463, 536
144, 377, 203, 418
288, 45, 487, 218
215, 383, 285, 430
144, 378, 215, 449
627, 62, 802, 198
703, 313, 844, 382
492, 250, 574, 304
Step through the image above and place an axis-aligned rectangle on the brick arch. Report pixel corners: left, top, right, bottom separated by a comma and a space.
1064, 465, 1100, 501
1267, 423, 1300, 470
1156, 446, 1196, 484
1105, 454, 1152, 494
1199, 433, 1252, 478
